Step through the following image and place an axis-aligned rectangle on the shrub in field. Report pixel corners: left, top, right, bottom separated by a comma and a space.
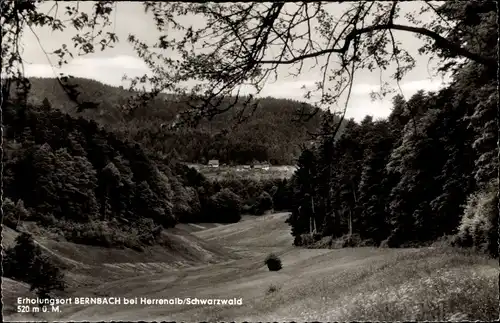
265, 253, 282, 271
313, 232, 322, 242
342, 233, 363, 247
294, 233, 315, 247
453, 179, 498, 257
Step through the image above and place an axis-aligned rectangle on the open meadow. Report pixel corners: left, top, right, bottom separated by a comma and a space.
4, 213, 498, 322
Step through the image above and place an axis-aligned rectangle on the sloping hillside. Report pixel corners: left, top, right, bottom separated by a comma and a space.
4, 213, 497, 322
1, 223, 236, 318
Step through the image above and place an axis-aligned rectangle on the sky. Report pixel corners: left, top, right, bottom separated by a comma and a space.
20, 1, 451, 122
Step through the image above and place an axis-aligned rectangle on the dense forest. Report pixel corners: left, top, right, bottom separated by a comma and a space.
3, 76, 313, 251
2, 96, 291, 249
2, 1, 498, 314
288, 1, 498, 257
22, 77, 323, 165
2, 1, 497, 261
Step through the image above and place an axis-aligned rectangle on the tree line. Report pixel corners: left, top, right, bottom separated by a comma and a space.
288, 51, 498, 257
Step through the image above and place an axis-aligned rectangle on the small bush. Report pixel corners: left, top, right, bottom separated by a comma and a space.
342, 234, 363, 247
294, 233, 315, 247
454, 180, 498, 258
252, 191, 274, 215
312, 232, 322, 242
310, 236, 334, 248
379, 238, 390, 248
265, 253, 282, 271
37, 213, 58, 226
266, 283, 281, 295
381, 228, 405, 248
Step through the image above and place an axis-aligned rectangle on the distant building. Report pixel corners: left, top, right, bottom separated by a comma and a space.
208, 160, 219, 168
243, 165, 251, 169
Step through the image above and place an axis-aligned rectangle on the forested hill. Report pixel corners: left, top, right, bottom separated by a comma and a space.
3, 100, 178, 249
2, 77, 300, 250
22, 77, 324, 165
2, 96, 289, 247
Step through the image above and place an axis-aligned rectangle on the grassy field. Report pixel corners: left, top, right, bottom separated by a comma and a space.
3, 213, 498, 321
187, 164, 297, 181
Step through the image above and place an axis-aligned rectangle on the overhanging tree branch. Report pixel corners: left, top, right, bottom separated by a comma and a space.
257, 23, 496, 68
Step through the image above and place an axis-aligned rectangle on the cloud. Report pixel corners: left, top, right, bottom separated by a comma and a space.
345, 97, 394, 121
24, 55, 150, 86
399, 79, 450, 92
345, 78, 450, 120
352, 83, 381, 95
353, 78, 449, 96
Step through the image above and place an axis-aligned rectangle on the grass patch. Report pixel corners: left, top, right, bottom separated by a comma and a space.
246, 246, 497, 321
331, 247, 499, 321
337, 266, 497, 320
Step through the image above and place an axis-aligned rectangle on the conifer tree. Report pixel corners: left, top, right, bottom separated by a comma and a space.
289, 148, 318, 243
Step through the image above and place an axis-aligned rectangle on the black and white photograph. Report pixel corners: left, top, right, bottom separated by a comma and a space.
1, 0, 498, 321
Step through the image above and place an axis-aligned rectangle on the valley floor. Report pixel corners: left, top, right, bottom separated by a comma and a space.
3, 213, 498, 321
